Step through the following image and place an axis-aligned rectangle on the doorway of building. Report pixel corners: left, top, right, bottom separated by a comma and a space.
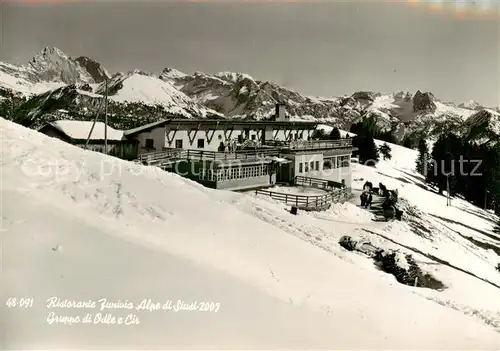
276, 163, 292, 184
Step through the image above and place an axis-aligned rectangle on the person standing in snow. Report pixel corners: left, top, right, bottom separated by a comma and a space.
268, 160, 277, 185
360, 189, 372, 209
379, 183, 387, 196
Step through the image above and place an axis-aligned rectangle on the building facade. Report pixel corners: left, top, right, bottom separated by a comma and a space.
132, 119, 356, 191
38, 105, 356, 193
124, 120, 318, 156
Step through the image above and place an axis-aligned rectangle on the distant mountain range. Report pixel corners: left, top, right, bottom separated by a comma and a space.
1, 46, 499, 144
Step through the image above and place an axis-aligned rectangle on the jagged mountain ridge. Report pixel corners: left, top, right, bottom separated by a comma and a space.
160, 67, 499, 143
162, 69, 342, 121
0, 47, 105, 93
0, 47, 223, 129
1, 46, 499, 140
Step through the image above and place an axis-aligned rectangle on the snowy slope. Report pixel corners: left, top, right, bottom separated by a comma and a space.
12, 85, 104, 129
97, 71, 221, 118
0, 61, 66, 97
318, 126, 500, 319
2, 118, 500, 348
347, 143, 500, 318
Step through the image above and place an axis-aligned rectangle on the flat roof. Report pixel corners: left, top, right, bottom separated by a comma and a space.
124, 118, 320, 136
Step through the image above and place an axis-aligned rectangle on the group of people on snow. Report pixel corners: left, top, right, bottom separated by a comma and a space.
360, 181, 403, 221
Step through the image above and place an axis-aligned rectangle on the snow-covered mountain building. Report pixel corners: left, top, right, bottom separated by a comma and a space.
38, 105, 357, 203
125, 105, 357, 193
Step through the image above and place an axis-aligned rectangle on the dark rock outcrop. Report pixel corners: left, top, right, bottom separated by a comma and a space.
75, 56, 110, 83
413, 90, 436, 112
351, 91, 375, 102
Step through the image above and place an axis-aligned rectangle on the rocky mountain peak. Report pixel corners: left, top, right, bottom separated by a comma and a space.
131, 69, 154, 77
394, 91, 413, 101
29, 46, 71, 71
351, 91, 376, 102
34, 47, 68, 60
161, 67, 187, 80
27, 46, 94, 85
413, 90, 436, 113
214, 71, 255, 84
74, 56, 110, 83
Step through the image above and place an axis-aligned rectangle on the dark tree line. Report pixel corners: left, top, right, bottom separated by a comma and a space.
350, 117, 394, 166
310, 119, 394, 167
419, 133, 500, 214
311, 127, 342, 140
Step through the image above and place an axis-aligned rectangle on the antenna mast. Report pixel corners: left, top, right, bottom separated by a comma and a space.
104, 77, 109, 155
85, 96, 105, 149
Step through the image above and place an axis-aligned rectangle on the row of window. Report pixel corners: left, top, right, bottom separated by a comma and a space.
299, 160, 320, 173
324, 155, 350, 169
145, 138, 204, 149
339, 155, 350, 167
199, 165, 270, 182
288, 132, 306, 141
297, 155, 350, 173
146, 132, 311, 150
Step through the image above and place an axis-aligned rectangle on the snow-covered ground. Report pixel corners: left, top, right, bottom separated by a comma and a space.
267, 185, 328, 196
2, 118, 500, 349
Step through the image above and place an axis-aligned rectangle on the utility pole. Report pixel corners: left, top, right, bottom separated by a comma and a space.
85, 95, 105, 149
446, 175, 451, 206
444, 151, 452, 207
104, 77, 109, 155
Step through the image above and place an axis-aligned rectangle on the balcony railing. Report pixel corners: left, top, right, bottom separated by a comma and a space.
264, 138, 353, 151
255, 186, 350, 210
137, 148, 281, 167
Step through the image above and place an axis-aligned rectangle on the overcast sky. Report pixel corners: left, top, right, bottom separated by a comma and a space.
1, 0, 499, 106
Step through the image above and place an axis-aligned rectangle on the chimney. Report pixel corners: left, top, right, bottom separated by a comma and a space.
275, 103, 287, 121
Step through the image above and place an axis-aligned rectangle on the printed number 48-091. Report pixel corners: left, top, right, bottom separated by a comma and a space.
5, 297, 34, 308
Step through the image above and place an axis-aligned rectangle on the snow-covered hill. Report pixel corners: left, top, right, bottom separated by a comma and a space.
2, 118, 500, 348
95, 70, 219, 118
